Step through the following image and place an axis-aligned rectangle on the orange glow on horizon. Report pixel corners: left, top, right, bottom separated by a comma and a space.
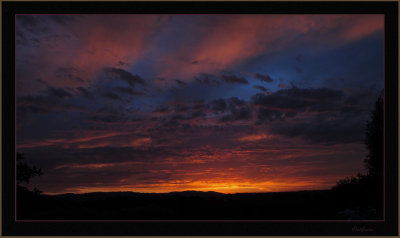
42, 178, 338, 195
238, 133, 272, 142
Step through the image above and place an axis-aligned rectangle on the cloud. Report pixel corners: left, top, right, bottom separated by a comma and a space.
113, 86, 145, 96
252, 87, 344, 117
175, 79, 187, 86
101, 92, 121, 101
253, 73, 273, 83
250, 86, 376, 144
16, 30, 28, 46
238, 133, 272, 142
210, 99, 227, 112
46, 86, 73, 98
130, 137, 152, 147
15, 14, 383, 194
88, 114, 127, 123
207, 97, 253, 122
195, 73, 221, 86
220, 106, 252, 122
221, 75, 248, 84
76, 86, 93, 99
269, 113, 366, 144
55, 67, 85, 82
104, 67, 146, 86
16, 15, 165, 94
16, 15, 383, 95
278, 83, 289, 89
253, 85, 268, 92
17, 86, 84, 115
154, 15, 382, 83
174, 104, 190, 113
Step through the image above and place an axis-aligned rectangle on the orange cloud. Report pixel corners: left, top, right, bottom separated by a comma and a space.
238, 133, 272, 142
17, 131, 132, 148
130, 137, 152, 147
39, 143, 365, 195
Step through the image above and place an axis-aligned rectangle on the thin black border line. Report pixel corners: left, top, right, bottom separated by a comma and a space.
15, 219, 386, 223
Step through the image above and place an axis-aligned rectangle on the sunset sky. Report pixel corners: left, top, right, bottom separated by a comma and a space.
16, 14, 384, 194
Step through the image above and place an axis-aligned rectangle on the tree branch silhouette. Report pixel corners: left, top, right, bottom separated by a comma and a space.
17, 152, 43, 194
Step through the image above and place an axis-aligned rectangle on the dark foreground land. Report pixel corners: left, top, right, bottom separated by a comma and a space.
17, 186, 382, 220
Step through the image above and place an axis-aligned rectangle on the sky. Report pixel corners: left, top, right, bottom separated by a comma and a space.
16, 14, 384, 194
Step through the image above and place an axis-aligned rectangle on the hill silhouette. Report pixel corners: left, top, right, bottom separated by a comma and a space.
18, 189, 381, 220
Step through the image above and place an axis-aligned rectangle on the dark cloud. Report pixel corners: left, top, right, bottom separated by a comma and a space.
175, 79, 187, 86
36, 78, 46, 84
170, 114, 187, 121
102, 92, 121, 101
154, 97, 252, 125
249, 86, 376, 144
55, 67, 84, 82
191, 111, 206, 119
17, 99, 52, 114
251, 87, 345, 122
294, 66, 303, 74
220, 107, 252, 122
227, 97, 246, 107
16, 30, 28, 45
188, 97, 253, 122
75, 77, 84, 82
269, 113, 366, 144
17, 87, 87, 115
221, 75, 248, 84
154, 106, 170, 114
210, 99, 227, 112
46, 86, 73, 98
19, 146, 177, 172
252, 87, 343, 113
89, 115, 127, 123
44, 34, 71, 46
37, 167, 144, 194
220, 97, 252, 122
174, 104, 190, 113
278, 83, 289, 89
253, 85, 268, 92
195, 73, 221, 86
113, 86, 145, 96
192, 100, 208, 111
104, 67, 146, 86
76, 87, 94, 99
253, 73, 273, 83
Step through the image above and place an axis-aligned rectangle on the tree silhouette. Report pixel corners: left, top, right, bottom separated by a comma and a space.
364, 95, 383, 179
334, 94, 384, 188
17, 152, 43, 193
332, 94, 384, 218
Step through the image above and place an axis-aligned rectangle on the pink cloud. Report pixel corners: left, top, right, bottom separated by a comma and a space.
155, 15, 383, 82
17, 15, 166, 92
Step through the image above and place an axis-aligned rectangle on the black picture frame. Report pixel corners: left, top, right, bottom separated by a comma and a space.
2, 1, 398, 236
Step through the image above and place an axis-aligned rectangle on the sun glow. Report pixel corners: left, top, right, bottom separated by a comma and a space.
45, 178, 334, 195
